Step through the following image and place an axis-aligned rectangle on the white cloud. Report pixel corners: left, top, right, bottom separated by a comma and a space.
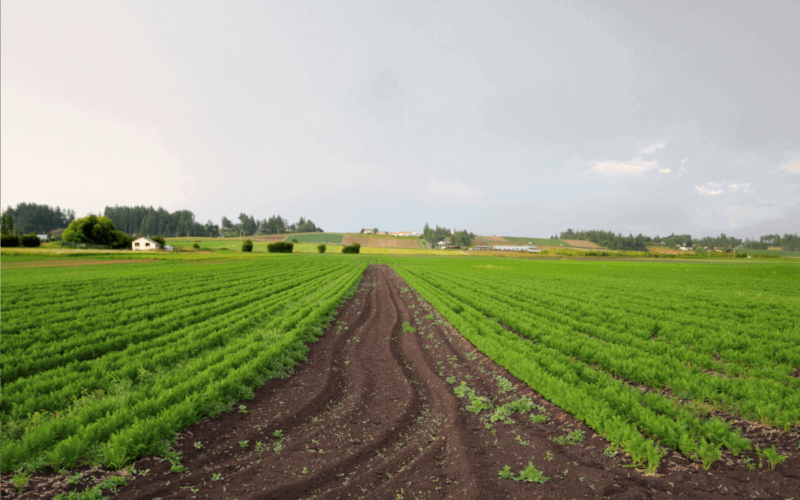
640, 143, 666, 155
428, 177, 481, 197
590, 158, 658, 176
695, 183, 722, 195
658, 168, 671, 174
781, 159, 800, 173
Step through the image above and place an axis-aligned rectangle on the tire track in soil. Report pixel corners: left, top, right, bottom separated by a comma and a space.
36, 264, 796, 500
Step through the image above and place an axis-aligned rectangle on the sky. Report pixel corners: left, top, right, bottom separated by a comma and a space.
2, 0, 799, 238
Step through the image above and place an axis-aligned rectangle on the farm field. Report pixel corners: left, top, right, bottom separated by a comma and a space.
0, 255, 367, 476
282, 233, 344, 244
561, 239, 602, 249
341, 234, 423, 249
735, 247, 800, 258
500, 236, 574, 247
387, 257, 800, 471
2, 255, 799, 498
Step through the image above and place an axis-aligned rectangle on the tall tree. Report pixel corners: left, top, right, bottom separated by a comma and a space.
2, 203, 75, 234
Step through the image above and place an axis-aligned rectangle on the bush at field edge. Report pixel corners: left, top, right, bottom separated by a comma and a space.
268, 241, 294, 253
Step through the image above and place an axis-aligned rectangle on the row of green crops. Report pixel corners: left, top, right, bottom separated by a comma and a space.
385, 257, 800, 471
1, 255, 368, 473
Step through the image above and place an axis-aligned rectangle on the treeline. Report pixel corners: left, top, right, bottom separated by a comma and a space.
422, 223, 475, 247
559, 229, 649, 251
104, 206, 220, 238
560, 229, 800, 252
1, 202, 75, 234
221, 214, 322, 236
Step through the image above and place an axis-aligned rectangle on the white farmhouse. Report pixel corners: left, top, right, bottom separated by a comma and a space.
132, 237, 162, 251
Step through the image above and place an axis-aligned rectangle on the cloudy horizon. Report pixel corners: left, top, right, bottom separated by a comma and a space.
2, 0, 798, 238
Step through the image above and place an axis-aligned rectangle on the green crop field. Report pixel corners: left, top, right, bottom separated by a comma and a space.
0, 255, 367, 473
384, 256, 800, 472
3, 251, 799, 476
284, 233, 344, 244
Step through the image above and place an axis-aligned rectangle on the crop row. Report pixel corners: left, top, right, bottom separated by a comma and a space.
1, 256, 367, 473
388, 258, 800, 470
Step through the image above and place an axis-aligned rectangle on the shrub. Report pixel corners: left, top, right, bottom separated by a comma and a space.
151, 236, 166, 247
317, 243, 326, 253
267, 241, 294, 253
21, 233, 41, 248
1, 234, 20, 247
110, 231, 132, 250
242, 239, 253, 252
341, 242, 361, 254
192, 243, 200, 249
291, 237, 299, 243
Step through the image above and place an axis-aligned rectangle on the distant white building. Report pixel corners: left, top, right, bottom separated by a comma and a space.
363, 229, 373, 234
390, 231, 414, 237
132, 237, 162, 251
36, 234, 48, 241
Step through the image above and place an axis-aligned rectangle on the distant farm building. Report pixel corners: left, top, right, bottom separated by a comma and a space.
390, 231, 414, 237
362, 229, 373, 234
475, 245, 491, 251
492, 245, 540, 253
132, 237, 162, 251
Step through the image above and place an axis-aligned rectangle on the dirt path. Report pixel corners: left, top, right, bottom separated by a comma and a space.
7, 265, 798, 499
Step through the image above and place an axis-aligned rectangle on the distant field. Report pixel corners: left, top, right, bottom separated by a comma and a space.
738, 248, 800, 258
501, 237, 573, 247
562, 239, 602, 249
474, 236, 509, 244
646, 246, 686, 255
284, 233, 344, 244
342, 235, 423, 249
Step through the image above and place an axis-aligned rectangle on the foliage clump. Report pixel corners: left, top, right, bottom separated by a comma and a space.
1, 234, 19, 247
242, 239, 254, 252
267, 241, 294, 253
341, 242, 361, 254
21, 233, 41, 248
317, 243, 326, 253
62, 215, 132, 249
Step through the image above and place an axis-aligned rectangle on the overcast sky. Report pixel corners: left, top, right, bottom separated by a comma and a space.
2, 0, 798, 238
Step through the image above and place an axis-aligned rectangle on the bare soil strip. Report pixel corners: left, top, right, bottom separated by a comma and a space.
4, 265, 798, 499
562, 239, 602, 249
343, 236, 421, 249
2, 259, 157, 269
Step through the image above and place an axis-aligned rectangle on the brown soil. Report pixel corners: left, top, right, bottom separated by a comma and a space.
562, 239, 602, 249
249, 235, 289, 242
1, 259, 157, 269
343, 236, 421, 249
3, 265, 798, 499
474, 236, 509, 245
